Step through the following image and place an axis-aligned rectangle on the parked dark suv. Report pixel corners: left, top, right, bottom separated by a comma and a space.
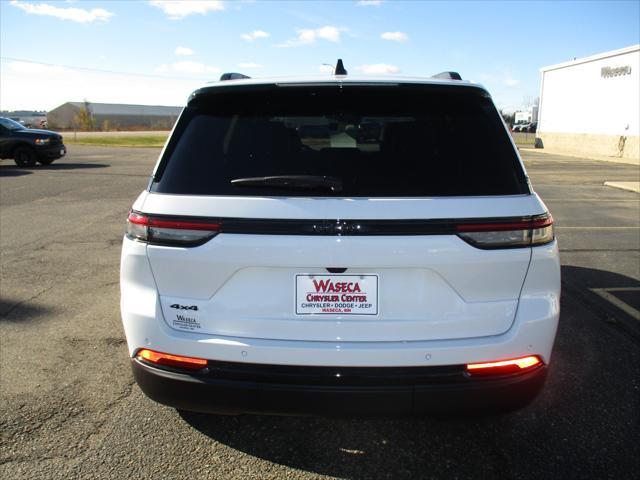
0, 117, 66, 167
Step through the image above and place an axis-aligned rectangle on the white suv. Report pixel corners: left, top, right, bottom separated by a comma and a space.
121, 66, 560, 415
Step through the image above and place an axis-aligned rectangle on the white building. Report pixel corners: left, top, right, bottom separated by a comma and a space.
537, 44, 639, 160
514, 110, 531, 124
514, 106, 539, 125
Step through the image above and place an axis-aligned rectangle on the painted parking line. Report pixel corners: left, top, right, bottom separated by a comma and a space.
604, 181, 640, 194
590, 288, 640, 321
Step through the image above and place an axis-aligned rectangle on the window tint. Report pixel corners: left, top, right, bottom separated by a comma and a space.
152, 86, 528, 197
0, 118, 25, 131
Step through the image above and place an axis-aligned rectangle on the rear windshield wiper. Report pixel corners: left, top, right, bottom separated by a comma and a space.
231, 175, 343, 193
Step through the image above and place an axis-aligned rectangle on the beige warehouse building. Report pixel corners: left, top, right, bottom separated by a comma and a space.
537, 44, 639, 161
47, 102, 182, 130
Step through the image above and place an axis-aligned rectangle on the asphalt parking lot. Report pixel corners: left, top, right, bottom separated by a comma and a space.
1, 146, 639, 479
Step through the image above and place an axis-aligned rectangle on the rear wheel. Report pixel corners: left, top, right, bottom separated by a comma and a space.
13, 147, 37, 167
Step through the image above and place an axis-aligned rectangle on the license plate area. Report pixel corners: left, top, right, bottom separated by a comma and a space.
295, 274, 378, 315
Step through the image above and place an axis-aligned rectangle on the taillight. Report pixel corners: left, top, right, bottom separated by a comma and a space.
456, 214, 554, 249
126, 211, 220, 246
136, 349, 208, 371
466, 355, 543, 376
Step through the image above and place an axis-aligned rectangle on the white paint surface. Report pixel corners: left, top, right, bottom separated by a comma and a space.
538, 45, 640, 136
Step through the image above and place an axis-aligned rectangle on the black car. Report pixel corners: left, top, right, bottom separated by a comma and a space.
0, 117, 66, 167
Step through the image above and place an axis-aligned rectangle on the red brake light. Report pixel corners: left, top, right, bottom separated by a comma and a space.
127, 211, 148, 226
531, 216, 554, 229
466, 355, 543, 376
126, 211, 220, 246
457, 219, 532, 232
456, 214, 554, 249
146, 218, 221, 230
136, 349, 208, 371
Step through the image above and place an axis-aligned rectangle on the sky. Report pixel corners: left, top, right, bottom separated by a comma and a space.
1, 0, 639, 112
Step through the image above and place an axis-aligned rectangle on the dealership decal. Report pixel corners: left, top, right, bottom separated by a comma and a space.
296, 274, 378, 315
172, 313, 201, 331
164, 302, 202, 330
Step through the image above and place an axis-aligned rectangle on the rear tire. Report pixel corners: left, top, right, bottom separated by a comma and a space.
38, 157, 55, 166
13, 147, 37, 167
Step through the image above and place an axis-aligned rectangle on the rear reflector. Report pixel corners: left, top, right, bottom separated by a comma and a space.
136, 349, 208, 371
456, 214, 554, 249
126, 211, 220, 246
466, 355, 543, 376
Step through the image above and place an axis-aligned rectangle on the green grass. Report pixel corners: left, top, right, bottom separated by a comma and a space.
511, 131, 537, 147
64, 134, 169, 147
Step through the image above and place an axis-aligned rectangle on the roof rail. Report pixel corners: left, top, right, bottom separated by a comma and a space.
219, 72, 251, 81
431, 71, 462, 80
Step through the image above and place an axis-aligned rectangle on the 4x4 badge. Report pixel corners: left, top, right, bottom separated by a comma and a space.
170, 304, 198, 311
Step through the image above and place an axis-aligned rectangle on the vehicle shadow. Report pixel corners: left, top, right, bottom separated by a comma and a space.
177, 265, 639, 478
561, 265, 639, 289
0, 162, 110, 174
0, 167, 33, 177
0, 297, 54, 322
179, 409, 520, 479
561, 264, 640, 338
37, 162, 110, 170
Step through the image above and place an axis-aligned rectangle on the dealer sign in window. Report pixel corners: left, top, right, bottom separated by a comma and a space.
296, 274, 379, 315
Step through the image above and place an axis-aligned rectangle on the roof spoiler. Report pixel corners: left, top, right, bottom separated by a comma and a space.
219, 72, 251, 81
431, 71, 462, 80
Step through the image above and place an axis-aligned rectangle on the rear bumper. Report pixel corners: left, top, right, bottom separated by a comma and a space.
132, 358, 547, 415
121, 236, 561, 368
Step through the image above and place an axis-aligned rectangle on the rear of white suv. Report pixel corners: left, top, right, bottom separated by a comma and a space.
120, 74, 560, 415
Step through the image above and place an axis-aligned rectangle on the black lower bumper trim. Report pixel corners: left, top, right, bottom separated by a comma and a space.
131, 358, 547, 415
36, 145, 66, 159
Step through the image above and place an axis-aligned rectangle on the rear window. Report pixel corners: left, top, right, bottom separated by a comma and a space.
151, 85, 529, 197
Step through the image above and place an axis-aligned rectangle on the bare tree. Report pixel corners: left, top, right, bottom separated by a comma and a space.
74, 100, 95, 131
521, 96, 540, 110
499, 109, 515, 126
